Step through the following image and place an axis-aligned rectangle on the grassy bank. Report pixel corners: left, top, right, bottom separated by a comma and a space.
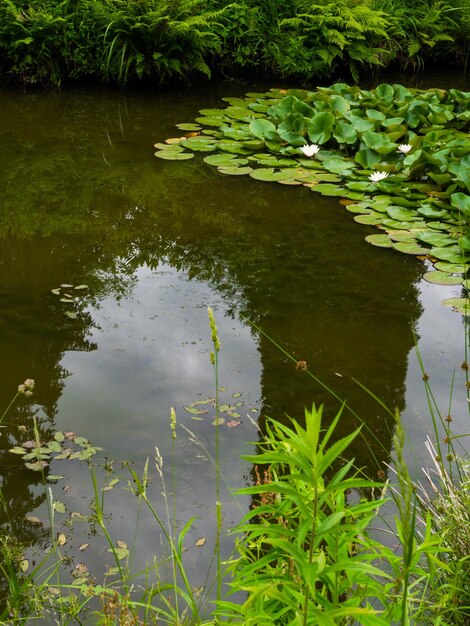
0, 0, 468, 87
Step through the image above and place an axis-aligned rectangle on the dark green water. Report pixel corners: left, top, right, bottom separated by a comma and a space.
0, 78, 468, 615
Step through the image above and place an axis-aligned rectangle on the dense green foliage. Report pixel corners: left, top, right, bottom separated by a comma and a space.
0, 0, 468, 86
156, 83, 470, 314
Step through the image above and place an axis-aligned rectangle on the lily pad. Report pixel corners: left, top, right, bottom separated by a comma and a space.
393, 242, 429, 255
434, 261, 467, 274
175, 123, 201, 131
430, 246, 468, 264
203, 154, 245, 166
423, 271, 463, 285
249, 168, 292, 182
365, 234, 393, 248
416, 232, 456, 247
354, 213, 383, 225
218, 166, 253, 176
442, 297, 470, 315
155, 150, 194, 161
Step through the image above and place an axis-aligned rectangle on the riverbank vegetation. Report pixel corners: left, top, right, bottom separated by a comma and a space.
0, 0, 468, 87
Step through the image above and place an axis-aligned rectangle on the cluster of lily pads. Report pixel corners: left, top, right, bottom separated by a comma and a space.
184, 388, 258, 427
10, 430, 102, 473
51, 282, 89, 319
155, 82, 469, 315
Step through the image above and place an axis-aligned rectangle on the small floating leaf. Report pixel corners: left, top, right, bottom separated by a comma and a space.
365, 234, 393, 248
184, 406, 209, 415
65, 311, 77, 319
79, 543, 89, 551
155, 150, 194, 160
20, 559, 29, 573
175, 123, 201, 131
25, 461, 48, 471
423, 271, 463, 285
60, 298, 74, 303
74, 284, 89, 290
393, 242, 429, 255
51, 289, 61, 295
218, 166, 253, 175
212, 417, 225, 426
442, 297, 470, 315
434, 261, 466, 274
227, 420, 241, 428
57, 533, 67, 546
195, 537, 206, 547
9, 447, 26, 455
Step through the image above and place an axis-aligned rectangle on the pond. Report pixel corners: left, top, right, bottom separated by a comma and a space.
0, 74, 468, 619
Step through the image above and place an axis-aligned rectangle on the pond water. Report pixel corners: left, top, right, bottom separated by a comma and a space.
0, 74, 468, 617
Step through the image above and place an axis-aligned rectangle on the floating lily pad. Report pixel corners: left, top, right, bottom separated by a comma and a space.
249, 168, 292, 182
195, 117, 227, 127
203, 154, 243, 166
386, 206, 419, 221
365, 234, 393, 248
430, 246, 468, 264
416, 232, 456, 247
155, 150, 194, 160
393, 242, 429, 255
387, 232, 419, 243
434, 261, 467, 274
354, 213, 383, 225
218, 166, 253, 176
175, 123, 201, 131
181, 138, 216, 152
423, 271, 463, 285
442, 297, 470, 315
310, 183, 344, 196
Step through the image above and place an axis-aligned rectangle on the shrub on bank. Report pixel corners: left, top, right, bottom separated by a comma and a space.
0, 0, 468, 86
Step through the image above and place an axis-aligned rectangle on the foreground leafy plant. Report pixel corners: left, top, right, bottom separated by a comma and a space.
217, 404, 391, 625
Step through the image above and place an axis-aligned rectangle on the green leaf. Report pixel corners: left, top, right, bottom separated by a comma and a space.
307, 112, 335, 144
249, 119, 277, 140
217, 166, 253, 176
9, 447, 26, 455
442, 297, 470, 315
423, 271, 463, 285
184, 406, 209, 415
249, 168, 293, 182
365, 234, 393, 248
175, 123, 201, 131
333, 121, 357, 145
450, 192, 470, 216
155, 150, 194, 160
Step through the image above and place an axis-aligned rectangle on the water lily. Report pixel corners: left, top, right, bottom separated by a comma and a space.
397, 144, 412, 154
369, 171, 389, 182
300, 144, 320, 157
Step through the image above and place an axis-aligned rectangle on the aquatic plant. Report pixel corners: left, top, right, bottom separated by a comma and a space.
155, 82, 470, 314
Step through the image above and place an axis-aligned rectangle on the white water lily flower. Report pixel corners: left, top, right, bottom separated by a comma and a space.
369, 171, 389, 182
300, 144, 320, 157
397, 143, 412, 154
